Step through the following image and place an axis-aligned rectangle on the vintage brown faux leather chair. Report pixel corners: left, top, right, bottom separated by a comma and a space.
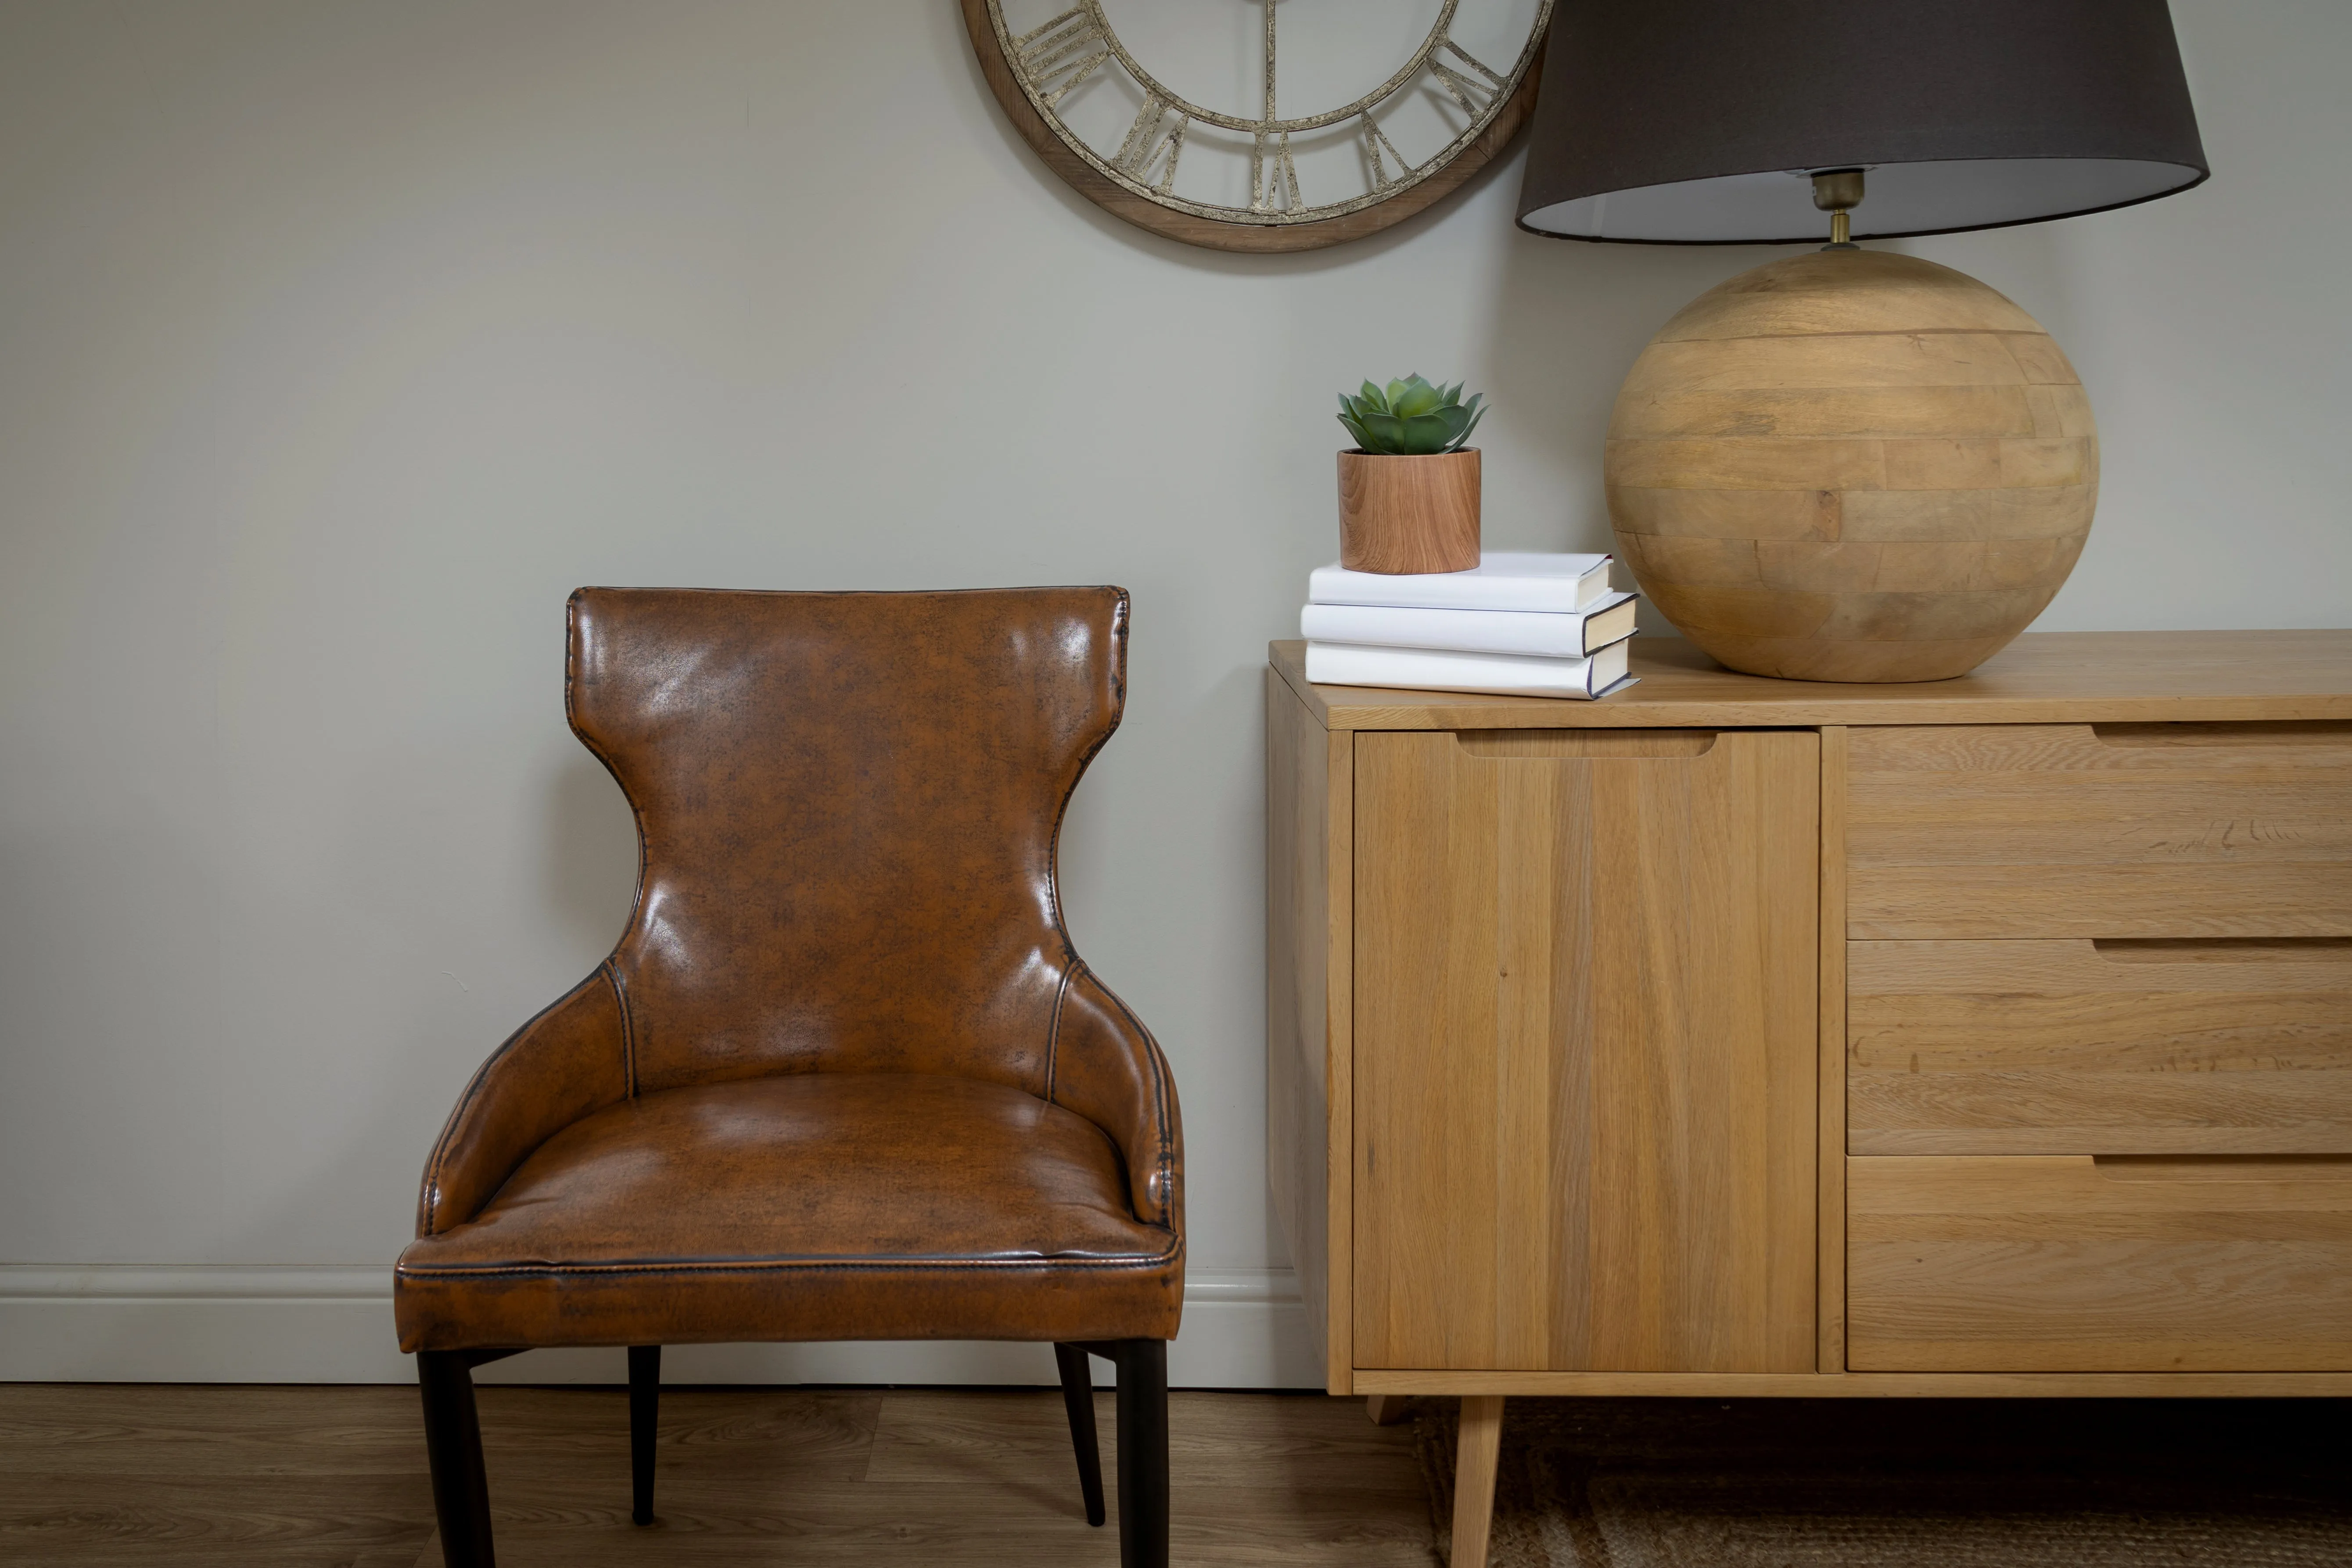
393, 587, 1184, 1568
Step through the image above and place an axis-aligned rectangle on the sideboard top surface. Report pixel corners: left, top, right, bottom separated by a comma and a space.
1271, 630, 2352, 731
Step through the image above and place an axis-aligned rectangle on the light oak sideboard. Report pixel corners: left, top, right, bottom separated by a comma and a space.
1265, 631, 2352, 1568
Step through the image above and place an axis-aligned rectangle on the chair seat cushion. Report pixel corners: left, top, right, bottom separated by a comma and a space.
393, 1073, 1181, 1352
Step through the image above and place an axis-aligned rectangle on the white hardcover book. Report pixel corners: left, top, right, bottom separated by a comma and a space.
1303, 635, 1636, 700
1300, 592, 1637, 658
1307, 551, 1615, 614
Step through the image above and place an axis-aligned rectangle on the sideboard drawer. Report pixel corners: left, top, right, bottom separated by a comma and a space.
1848, 1155, 2352, 1371
1848, 938, 2352, 1155
1847, 723, 2352, 939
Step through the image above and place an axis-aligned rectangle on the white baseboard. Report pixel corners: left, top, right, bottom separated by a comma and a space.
0, 1265, 1318, 1389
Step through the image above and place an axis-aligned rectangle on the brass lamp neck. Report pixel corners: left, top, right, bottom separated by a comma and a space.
1811, 168, 1864, 250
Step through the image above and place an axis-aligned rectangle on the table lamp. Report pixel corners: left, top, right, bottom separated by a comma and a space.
1518, 1, 2208, 682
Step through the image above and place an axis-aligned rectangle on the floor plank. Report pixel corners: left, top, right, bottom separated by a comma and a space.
0, 1384, 1435, 1568
0, 1470, 434, 1567
0, 1385, 428, 1477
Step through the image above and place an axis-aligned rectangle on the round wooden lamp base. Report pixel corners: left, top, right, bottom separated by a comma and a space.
1604, 249, 2097, 683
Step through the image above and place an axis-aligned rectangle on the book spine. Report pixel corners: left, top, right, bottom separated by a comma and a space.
1300, 599, 1628, 657
1303, 641, 1609, 699
1306, 569, 1608, 615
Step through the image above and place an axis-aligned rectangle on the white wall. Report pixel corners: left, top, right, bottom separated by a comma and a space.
1, 0, 2346, 1385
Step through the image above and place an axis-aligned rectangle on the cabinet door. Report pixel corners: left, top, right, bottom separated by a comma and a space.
1352, 728, 1819, 1372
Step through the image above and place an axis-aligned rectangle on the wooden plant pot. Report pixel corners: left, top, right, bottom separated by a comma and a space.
1338, 448, 1481, 574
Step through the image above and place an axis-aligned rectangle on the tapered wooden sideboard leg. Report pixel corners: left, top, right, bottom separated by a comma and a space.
1451, 1395, 1505, 1568
1366, 1394, 1409, 1426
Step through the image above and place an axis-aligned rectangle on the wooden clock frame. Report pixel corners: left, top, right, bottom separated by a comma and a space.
961, 0, 1548, 254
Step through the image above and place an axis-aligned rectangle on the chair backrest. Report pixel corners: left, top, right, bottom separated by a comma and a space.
566, 586, 1128, 1098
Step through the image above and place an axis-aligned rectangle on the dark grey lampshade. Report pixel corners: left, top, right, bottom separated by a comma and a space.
1517, 0, 2208, 243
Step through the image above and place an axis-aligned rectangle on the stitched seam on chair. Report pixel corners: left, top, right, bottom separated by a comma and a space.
566, 589, 653, 1100
1043, 589, 1128, 970
1061, 964, 1171, 1227
604, 960, 637, 1099
419, 971, 607, 1237
1094, 977, 1177, 1229
1043, 960, 1077, 1106
1109, 588, 1129, 710
398, 1238, 1182, 1280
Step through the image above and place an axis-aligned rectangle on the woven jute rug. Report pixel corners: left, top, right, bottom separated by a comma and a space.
1412, 1396, 2352, 1568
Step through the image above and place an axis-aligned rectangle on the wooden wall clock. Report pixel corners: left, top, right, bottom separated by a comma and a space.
965, 0, 1554, 253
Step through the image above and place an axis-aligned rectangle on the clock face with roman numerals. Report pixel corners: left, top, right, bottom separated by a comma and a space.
964, 0, 1553, 253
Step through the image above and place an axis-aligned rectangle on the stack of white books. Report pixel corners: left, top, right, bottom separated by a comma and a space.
1301, 551, 1639, 699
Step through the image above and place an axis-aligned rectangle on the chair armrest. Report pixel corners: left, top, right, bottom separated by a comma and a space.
1050, 965, 1184, 1237
415, 967, 632, 1236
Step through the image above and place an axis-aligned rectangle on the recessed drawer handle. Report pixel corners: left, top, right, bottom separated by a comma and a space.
2093, 1154, 2352, 1182
1457, 729, 1716, 758
2091, 937, 2352, 962
2091, 720, 2352, 748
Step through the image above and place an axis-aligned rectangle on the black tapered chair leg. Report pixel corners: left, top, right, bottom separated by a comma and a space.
418, 1351, 496, 1568
628, 1345, 661, 1525
1052, 1342, 1109, 1526
1112, 1338, 1169, 1568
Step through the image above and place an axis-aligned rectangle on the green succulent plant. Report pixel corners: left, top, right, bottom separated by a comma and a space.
1337, 373, 1487, 456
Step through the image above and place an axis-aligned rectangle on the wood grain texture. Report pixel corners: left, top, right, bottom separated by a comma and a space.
1337, 449, 1480, 574
0, 1385, 1433, 1568
1846, 723, 2352, 939
1350, 728, 1817, 1372
1605, 251, 2095, 683
959, 0, 1545, 255
1270, 631, 2352, 733
1325, 725, 1355, 1397
1265, 669, 1354, 1394
1350, 1367, 2352, 1397
1848, 1155, 2352, 1372
1449, 1396, 1505, 1568
1817, 727, 1849, 1374
1849, 939, 2352, 1155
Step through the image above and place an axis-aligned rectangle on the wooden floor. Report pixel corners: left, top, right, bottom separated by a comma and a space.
0, 1383, 1435, 1567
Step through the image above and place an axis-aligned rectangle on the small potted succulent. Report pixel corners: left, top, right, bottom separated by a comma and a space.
1335, 373, 1487, 574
